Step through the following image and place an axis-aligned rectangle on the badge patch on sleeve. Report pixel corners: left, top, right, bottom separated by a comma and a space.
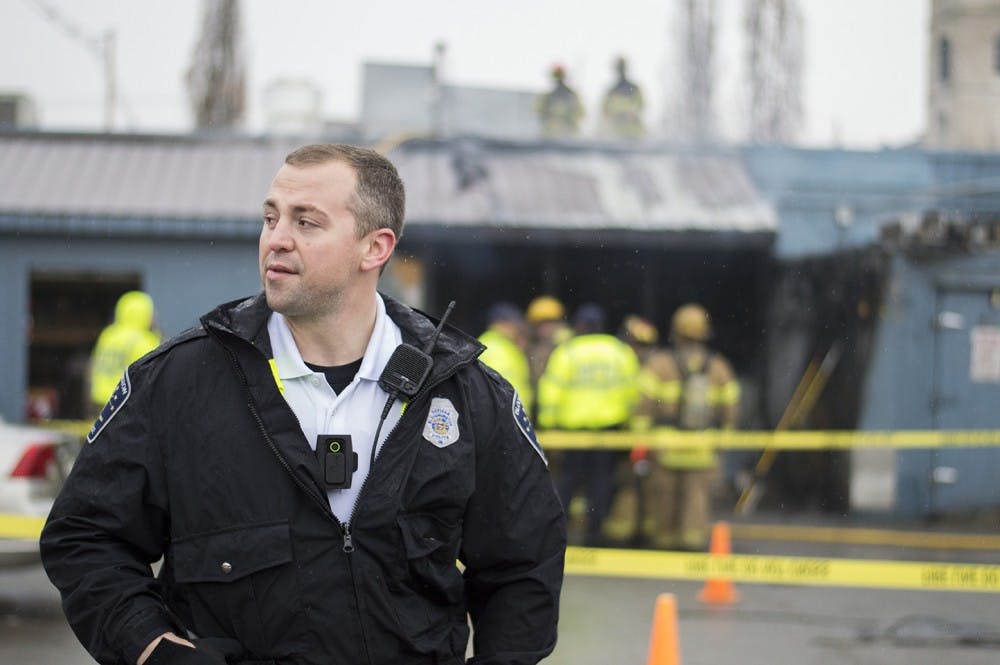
423, 397, 460, 448
513, 392, 547, 465
87, 370, 132, 444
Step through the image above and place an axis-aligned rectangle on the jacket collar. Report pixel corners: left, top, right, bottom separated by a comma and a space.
201, 292, 485, 387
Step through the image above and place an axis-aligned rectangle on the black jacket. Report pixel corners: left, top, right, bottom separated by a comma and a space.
41, 294, 566, 665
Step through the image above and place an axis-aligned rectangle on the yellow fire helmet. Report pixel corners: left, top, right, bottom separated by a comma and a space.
526, 295, 565, 324
671, 303, 711, 342
622, 314, 659, 345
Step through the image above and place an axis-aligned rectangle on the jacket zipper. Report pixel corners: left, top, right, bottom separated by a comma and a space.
339, 380, 437, 665
210, 325, 376, 663
213, 320, 479, 665
341, 522, 353, 552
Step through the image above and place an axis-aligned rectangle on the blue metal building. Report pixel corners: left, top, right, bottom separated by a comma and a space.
1, 131, 998, 520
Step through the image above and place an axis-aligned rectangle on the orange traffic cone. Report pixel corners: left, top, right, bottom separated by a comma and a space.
646, 593, 682, 665
697, 521, 740, 606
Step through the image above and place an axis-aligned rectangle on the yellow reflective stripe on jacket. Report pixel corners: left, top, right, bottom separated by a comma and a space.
637, 369, 659, 399
660, 379, 682, 405
638, 371, 681, 404
708, 380, 740, 406
268, 358, 285, 396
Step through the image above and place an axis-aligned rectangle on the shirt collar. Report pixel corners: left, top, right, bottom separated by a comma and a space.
267, 294, 402, 383
357, 294, 402, 382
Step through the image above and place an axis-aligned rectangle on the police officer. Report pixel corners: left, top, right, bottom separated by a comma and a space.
88, 290, 161, 413
41, 144, 566, 665
478, 302, 533, 413
536, 64, 585, 138
645, 303, 740, 550
601, 56, 645, 139
537, 303, 639, 547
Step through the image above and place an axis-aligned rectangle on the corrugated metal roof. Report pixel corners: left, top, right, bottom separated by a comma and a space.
0, 133, 297, 220
392, 142, 775, 232
0, 132, 776, 234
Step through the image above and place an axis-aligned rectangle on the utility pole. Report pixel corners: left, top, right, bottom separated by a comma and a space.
28, 0, 118, 130
744, 0, 804, 144
665, 0, 718, 144
101, 29, 116, 131
430, 41, 448, 137
186, 0, 246, 130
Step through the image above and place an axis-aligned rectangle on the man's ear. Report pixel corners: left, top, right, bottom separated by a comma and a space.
360, 228, 397, 273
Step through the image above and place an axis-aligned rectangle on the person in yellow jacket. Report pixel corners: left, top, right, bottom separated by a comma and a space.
89, 291, 161, 412
644, 303, 739, 550
601, 56, 645, 139
536, 64, 585, 138
537, 303, 639, 546
478, 302, 533, 413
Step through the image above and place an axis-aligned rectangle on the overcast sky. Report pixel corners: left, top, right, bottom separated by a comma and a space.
1, 0, 929, 148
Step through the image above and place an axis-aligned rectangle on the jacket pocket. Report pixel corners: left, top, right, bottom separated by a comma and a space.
388, 513, 468, 658
171, 521, 303, 659
395, 512, 464, 605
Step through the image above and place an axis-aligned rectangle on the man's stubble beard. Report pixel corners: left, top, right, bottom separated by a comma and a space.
265, 280, 344, 322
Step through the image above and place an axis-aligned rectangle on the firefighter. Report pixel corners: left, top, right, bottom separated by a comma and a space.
88, 290, 161, 413
645, 303, 739, 550
478, 302, 533, 413
525, 295, 572, 391
536, 64, 585, 138
602, 314, 671, 545
537, 303, 640, 546
601, 56, 645, 139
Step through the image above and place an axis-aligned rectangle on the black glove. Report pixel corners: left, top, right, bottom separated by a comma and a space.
146, 636, 243, 664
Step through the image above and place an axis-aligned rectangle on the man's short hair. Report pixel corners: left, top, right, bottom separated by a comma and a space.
284, 144, 406, 240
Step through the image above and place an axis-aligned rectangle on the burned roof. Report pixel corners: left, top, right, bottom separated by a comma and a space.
393, 138, 776, 233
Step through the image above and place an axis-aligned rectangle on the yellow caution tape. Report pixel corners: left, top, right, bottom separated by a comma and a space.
565, 546, 1000, 592
35, 421, 1000, 450
539, 428, 1000, 450
0, 514, 45, 540
34, 419, 92, 438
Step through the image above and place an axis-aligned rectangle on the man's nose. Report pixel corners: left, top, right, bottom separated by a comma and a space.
266, 218, 293, 250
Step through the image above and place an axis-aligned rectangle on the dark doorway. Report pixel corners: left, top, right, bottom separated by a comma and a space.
29, 271, 142, 420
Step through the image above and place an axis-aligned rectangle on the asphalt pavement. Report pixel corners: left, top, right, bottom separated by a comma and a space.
549, 510, 1000, 664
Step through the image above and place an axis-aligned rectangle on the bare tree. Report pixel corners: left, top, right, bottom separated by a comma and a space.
664, 0, 718, 143
744, 0, 803, 143
186, 0, 246, 130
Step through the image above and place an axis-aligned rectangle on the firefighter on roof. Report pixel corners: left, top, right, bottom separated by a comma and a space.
536, 65, 585, 138
601, 56, 645, 139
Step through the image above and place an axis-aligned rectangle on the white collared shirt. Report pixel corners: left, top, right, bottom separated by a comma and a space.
267, 294, 404, 522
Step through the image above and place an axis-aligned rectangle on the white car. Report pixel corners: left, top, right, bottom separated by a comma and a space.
0, 417, 79, 566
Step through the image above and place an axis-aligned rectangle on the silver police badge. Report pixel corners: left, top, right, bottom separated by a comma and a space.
423, 397, 460, 448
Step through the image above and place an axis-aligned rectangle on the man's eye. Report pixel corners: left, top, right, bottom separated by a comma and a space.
262, 215, 276, 227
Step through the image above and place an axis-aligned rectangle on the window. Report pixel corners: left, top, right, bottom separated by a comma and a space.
939, 36, 951, 82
